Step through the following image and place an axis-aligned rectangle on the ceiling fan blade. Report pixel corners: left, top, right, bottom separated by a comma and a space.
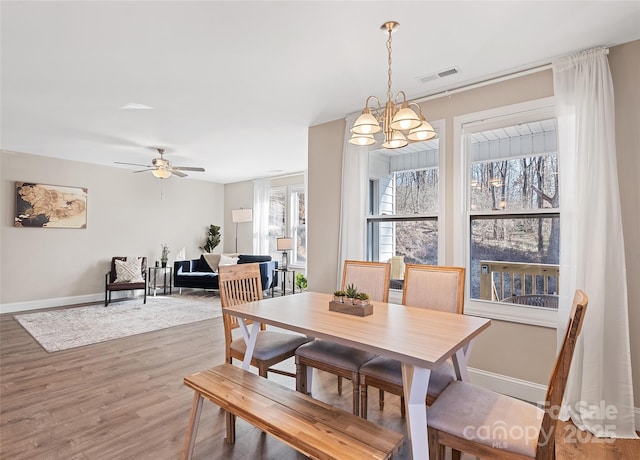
115, 161, 153, 168
172, 166, 205, 172
133, 169, 155, 173
172, 170, 188, 178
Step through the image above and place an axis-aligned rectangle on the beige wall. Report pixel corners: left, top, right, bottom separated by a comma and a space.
307, 41, 639, 395
1, 151, 224, 312
223, 180, 254, 254
308, 119, 345, 293
609, 40, 640, 406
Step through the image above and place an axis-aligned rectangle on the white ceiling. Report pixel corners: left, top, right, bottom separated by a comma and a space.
2, 1, 639, 184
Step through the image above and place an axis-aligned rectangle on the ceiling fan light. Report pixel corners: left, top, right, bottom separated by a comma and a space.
407, 120, 436, 141
382, 130, 408, 149
390, 106, 421, 131
152, 169, 172, 179
352, 109, 382, 135
349, 133, 377, 146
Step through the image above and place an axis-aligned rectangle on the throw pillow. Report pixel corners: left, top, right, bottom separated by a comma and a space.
114, 258, 144, 283
202, 253, 221, 272
219, 254, 239, 266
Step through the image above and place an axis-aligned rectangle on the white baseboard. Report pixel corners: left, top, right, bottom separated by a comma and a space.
0, 292, 137, 314
468, 366, 548, 404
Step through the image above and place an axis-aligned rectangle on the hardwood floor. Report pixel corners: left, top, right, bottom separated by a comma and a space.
1, 302, 638, 459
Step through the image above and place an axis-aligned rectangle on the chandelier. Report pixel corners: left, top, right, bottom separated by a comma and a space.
349, 21, 436, 149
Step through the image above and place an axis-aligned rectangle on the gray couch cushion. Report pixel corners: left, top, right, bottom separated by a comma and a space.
295, 340, 376, 371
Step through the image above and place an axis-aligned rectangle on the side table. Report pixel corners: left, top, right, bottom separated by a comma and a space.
148, 266, 173, 296
271, 268, 296, 297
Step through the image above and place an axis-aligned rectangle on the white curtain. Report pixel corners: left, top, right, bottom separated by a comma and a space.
554, 47, 637, 438
253, 178, 271, 255
337, 115, 369, 288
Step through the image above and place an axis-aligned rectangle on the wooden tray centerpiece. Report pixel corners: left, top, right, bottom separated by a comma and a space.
329, 284, 372, 316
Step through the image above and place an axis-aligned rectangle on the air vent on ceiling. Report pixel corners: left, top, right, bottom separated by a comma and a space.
417, 66, 461, 84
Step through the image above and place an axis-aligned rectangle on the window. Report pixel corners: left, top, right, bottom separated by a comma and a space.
269, 184, 306, 267
367, 121, 444, 287
454, 98, 559, 327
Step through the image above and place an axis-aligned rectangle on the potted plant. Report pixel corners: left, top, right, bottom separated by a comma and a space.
160, 244, 170, 268
200, 224, 221, 253
356, 292, 370, 306
333, 290, 346, 302
345, 283, 358, 305
296, 273, 308, 291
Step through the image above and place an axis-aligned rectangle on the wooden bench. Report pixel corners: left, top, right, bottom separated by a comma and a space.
182, 363, 404, 460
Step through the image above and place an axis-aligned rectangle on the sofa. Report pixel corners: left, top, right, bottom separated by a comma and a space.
173, 254, 278, 292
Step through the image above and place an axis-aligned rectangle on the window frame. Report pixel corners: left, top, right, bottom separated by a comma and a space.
269, 183, 306, 269
453, 97, 558, 328
366, 119, 446, 277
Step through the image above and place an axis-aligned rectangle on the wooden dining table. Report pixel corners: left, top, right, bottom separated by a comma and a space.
223, 291, 491, 459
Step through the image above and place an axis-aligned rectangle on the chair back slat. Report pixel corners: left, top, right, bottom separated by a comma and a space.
219, 264, 265, 362
536, 289, 588, 460
402, 265, 465, 313
342, 260, 391, 302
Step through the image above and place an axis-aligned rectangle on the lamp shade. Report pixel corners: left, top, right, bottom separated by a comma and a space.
390, 105, 421, 131
407, 119, 436, 141
352, 109, 382, 135
232, 208, 253, 223
277, 237, 293, 251
349, 133, 377, 146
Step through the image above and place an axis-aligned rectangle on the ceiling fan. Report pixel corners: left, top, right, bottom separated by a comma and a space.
115, 148, 205, 179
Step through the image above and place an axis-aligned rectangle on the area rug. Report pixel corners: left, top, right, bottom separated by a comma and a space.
14, 293, 222, 353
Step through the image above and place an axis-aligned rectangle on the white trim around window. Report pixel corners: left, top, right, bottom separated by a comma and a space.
453, 97, 558, 329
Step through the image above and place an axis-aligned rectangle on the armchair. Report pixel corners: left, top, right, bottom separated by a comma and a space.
105, 256, 147, 306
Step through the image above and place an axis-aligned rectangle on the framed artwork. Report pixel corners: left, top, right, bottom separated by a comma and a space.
15, 182, 88, 228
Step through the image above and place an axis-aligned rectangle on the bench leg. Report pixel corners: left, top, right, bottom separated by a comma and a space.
182, 392, 204, 460
225, 411, 236, 444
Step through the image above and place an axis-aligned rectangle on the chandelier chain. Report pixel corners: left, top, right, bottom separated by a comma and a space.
386, 27, 393, 102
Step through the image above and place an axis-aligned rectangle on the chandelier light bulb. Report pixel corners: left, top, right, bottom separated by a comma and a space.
349, 133, 377, 146
407, 119, 436, 141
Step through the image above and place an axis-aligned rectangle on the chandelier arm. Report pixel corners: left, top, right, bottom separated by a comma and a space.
365, 95, 383, 112
409, 101, 424, 118
394, 90, 410, 106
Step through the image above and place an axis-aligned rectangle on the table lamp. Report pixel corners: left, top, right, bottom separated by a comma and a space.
276, 237, 293, 270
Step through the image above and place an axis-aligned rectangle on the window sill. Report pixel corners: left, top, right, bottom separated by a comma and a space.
464, 300, 558, 328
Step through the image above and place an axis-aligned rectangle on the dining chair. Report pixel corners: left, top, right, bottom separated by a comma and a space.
427, 289, 588, 460
358, 264, 465, 419
219, 263, 311, 378
295, 260, 391, 415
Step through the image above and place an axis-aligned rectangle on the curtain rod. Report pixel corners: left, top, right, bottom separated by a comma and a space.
414, 47, 609, 104
415, 63, 552, 103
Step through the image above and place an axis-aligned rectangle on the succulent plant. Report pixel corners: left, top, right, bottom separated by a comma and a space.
356, 292, 369, 301
333, 290, 346, 297
345, 283, 358, 298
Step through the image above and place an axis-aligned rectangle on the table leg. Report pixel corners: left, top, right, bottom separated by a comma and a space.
237, 320, 261, 371
451, 340, 474, 381
402, 363, 430, 458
